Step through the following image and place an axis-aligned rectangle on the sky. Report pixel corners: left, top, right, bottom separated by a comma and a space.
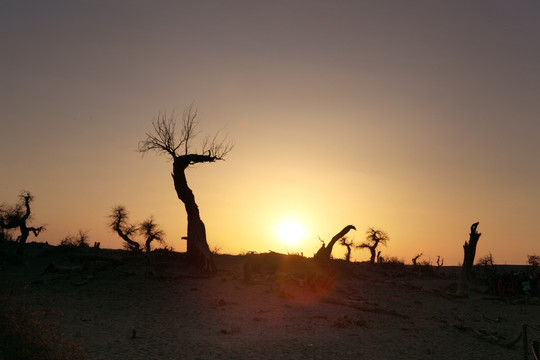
1, 1, 539, 265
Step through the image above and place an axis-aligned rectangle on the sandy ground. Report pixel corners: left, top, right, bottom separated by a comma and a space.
1, 242, 539, 360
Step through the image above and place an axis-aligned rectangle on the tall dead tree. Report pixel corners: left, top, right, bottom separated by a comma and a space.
0, 191, 45, 255
314, 225, 356, 262
138, 106, 233, 273
357, 228, 389, 264
456, 222, 481, 297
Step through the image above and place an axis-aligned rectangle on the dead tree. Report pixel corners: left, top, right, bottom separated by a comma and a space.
528, 254, 540, 268
0, 191, 45, 255
456, 222, 481, 297
314, 225, 356, 262
108, 206, 141, 251
339, 236, 354, 262
140, 217, 164, 253
357, 228, 389, 264
138, 106, 233, 273
412, 253, 423, 266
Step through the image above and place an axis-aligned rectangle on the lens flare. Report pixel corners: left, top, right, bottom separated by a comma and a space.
276, 220, 306, 246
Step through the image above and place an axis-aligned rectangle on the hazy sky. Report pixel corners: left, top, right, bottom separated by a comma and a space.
1, 1, 539, 264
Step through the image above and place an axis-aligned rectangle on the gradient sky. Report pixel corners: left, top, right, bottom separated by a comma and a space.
1, 1, 539, 264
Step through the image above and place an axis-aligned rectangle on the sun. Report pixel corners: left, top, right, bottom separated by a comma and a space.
276, 219, 306, 246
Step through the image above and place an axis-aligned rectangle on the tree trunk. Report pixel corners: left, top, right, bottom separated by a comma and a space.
345, 245, 352, 262
369, 246, 376, 263
456, 222, 481, 297
314, 225, 356, 262
114, 227, 140, 252
16, 225, 29, 255
145, 238, 152, 253
16, 197, 32, 255
173, 158, 216, 274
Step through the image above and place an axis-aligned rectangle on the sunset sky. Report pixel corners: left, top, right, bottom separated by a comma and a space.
1, 1, 539, 264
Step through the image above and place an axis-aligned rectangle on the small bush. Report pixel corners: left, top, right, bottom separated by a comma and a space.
477, 252, 495, 267
60, 230, 89, 248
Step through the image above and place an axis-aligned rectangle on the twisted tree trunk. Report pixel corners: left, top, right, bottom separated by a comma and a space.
173, 156, 216, 274
16, 196, 43, 255
112, 226, 140, 252
314, 225, 356, 262
456, 222, 481, 297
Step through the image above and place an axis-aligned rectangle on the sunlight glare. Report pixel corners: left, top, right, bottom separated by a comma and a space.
276, 220, 306, 247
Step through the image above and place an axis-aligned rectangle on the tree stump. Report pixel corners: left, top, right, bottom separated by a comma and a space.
456, 222, 481, 297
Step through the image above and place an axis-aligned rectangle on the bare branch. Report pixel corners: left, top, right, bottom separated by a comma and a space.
138, 112, 183, 158
139, 105, 233, 162
358, 228, 389, 248
181, 105, 200, 155
19, 190, 33, 203
339, 236, 354, 247
201, 130, 234, 160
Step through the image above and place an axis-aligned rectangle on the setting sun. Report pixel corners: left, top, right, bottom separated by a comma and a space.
276, 220, 306, 247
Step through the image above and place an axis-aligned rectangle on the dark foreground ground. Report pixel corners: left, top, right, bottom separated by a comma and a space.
1, 242, 539, 360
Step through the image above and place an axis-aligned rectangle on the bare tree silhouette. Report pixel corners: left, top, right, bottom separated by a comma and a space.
0, 191, 45, 255
140, 217, 164, 253
477, 252, 494, 267
108, 206, 141, 252
314, 225, 356, 262
456, 222, 481, 297
138, 106, 233, 273
412, 253, 423, 266
339, 236, 354, 262
528, 254, 539, 268
357, 228, 389, 264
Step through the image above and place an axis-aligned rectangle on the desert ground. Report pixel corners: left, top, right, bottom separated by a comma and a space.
1, 242, 539, 360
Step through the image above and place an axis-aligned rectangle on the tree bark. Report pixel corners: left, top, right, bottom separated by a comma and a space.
456, 222, 481, 297
314, 225, 356, 262
173, 156, 216, 273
